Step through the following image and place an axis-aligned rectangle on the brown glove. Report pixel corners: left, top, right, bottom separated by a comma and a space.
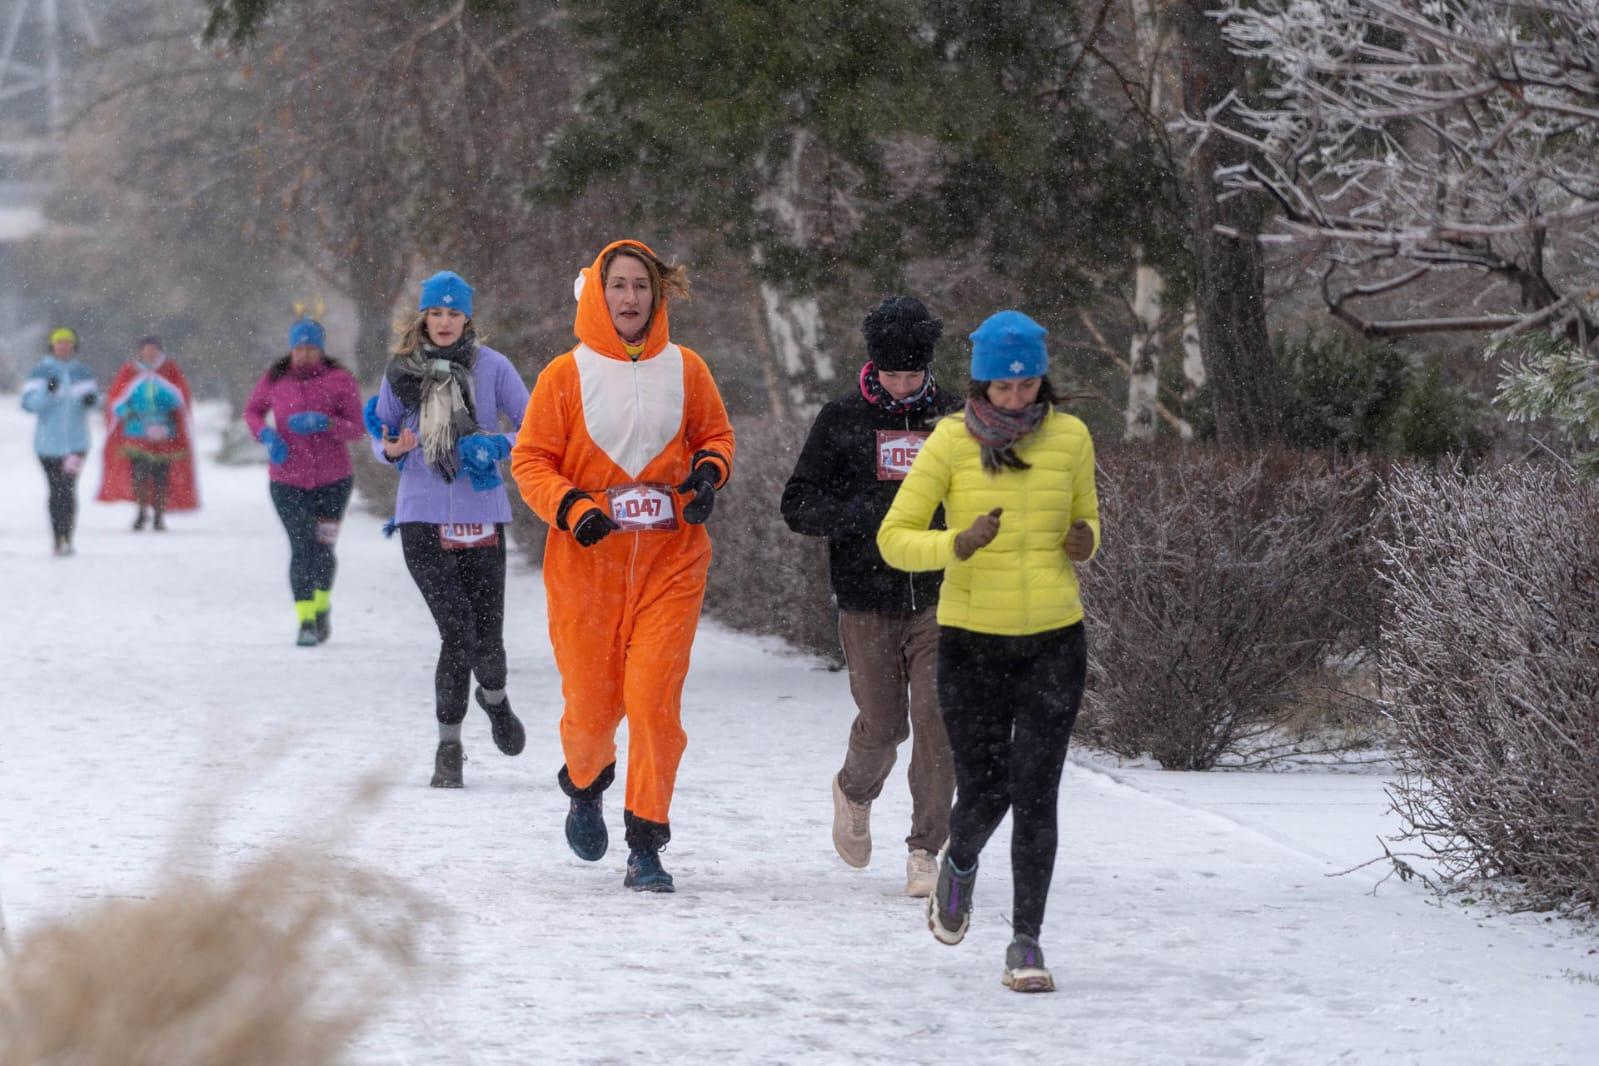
953, 507, 1003, 561
1065, 519, 1094, 562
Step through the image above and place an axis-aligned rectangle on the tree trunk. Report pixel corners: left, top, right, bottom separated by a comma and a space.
1178, 0, 1281, 447
1125, 257, 1164, 442
752, 131, 837, 411
1181, 303, 1207, 401
346, 220, 408, 385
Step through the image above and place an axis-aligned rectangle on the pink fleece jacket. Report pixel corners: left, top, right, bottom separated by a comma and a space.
243, 360, 365, 489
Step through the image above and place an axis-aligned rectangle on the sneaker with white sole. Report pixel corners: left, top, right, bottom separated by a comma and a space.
928, 849, 976, 944
1002, 934, 1056, 993
906, 848, 938, 897
831, 774, 871, 868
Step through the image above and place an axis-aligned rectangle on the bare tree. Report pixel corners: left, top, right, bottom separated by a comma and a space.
1177, 0, 1284, 446
1197, 0, 1599, 343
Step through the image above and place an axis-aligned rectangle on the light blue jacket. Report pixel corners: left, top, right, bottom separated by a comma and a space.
21, 356, 99, 457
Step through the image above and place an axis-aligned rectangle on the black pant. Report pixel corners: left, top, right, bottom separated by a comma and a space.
269, 477, 354, 602
938, 623, 1087, 941
400, 522, 508, 725
39, 454, 83, 540
129, 456, 171, 514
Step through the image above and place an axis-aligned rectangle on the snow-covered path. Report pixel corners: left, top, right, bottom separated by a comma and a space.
2, 399, 1596, 1065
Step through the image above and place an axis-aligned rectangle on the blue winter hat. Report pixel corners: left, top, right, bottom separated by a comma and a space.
418, 270, 474, 318
288, 318, 325, 350
970, 310, 1048, 380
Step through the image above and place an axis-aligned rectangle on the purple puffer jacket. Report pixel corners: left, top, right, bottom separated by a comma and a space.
244, 360, 365, 489
369, 345, 530, 526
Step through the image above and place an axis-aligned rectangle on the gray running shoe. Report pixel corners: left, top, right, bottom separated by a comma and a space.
1002, 934, 1055, 993
927, 850, 976, 945
430, 740, 464, 788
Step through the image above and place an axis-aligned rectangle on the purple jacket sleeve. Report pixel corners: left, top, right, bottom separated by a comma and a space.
370, 378, 407, 463
494, 355, 531, 447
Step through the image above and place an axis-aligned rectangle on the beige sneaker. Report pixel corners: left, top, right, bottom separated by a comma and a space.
831, 774, 872, 868
906, 849, 938, 897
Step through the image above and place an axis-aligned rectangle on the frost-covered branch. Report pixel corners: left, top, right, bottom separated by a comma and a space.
1190, 0, 1599, 341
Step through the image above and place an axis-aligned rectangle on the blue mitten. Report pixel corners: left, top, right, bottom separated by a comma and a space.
457, 433, 510, 492
259, 426, 289, 464
286, 411, 330, 434
362, 395, 385, 440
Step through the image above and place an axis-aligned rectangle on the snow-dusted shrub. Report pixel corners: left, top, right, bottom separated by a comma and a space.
1379, 465, 1599, 907
1082, 446, 1381, 769
701, 414, 839, 662
0, 847, 426, 1066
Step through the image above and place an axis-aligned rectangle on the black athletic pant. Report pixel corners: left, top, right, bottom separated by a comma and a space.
938, 622, 1087, 940
129, 456, 171, 514
269, 477, 354, 603
39, 454, 83, 540
400, 522, 508, 725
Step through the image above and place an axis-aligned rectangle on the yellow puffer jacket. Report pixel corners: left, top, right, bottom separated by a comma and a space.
877, 407, 1100, 636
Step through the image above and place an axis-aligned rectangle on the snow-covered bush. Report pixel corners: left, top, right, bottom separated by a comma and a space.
701, 414, 839, 663
1082, 446, 1382, 769
1379, 464, 1599, 907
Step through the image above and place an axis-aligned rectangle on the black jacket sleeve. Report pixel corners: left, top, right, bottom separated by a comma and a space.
781, 404, 874, 538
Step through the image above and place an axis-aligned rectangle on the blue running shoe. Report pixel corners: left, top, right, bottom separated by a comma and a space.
565, 795, 608, 861
623, 848, 675, 893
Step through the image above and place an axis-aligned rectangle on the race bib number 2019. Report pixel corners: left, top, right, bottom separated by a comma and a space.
439, 522, 499, 550
606, 482, 679, 532
876, 430, 930, 481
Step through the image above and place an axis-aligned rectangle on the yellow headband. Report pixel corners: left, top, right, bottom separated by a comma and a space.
49, 327, 78, 346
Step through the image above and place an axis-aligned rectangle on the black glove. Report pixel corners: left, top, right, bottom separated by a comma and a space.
80, 392, 97, 408
46, 377, 59, 393
676, 463, 719, 525
573, 507, 620, 547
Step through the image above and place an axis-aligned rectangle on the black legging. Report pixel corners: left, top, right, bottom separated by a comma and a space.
400, 522, 508, 725
269, 477, 354, 602
129, 455, 171, 514
938, 622, 1087, 940
39, 454, 84, 540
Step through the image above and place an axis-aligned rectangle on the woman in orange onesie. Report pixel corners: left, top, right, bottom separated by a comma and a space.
511, 239, 734, 893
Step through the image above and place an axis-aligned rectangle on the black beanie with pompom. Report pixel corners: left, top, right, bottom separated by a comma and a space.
861, 296, 942, 372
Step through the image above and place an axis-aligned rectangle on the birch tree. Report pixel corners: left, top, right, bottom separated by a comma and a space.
1195, 0, 1599, 343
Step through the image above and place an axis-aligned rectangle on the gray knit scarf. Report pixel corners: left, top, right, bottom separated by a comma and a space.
385, 335, 479, 481
965, 395, 1048, 473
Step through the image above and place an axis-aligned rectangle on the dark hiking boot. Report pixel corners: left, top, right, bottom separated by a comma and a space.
315, 609, 331, 644
928, 849, 977, 945
565, 795, 608, 861
296, 621, 319, 647
624, 848, 674, 893
152, 512, 167, 531
430, 740, 464, 788
474, 686, 525, 756
132, 510, 147, 531
1002, 935, 1055, 993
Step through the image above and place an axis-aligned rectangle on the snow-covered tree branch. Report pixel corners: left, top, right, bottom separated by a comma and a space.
1192, 0, 1599, 343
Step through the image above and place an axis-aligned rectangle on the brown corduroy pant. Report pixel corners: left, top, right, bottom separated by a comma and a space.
835, 607, 954, 854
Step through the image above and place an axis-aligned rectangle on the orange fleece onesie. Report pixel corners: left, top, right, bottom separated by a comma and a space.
511, 240, 734, 851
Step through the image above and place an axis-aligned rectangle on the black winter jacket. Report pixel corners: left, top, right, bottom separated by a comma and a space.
781, 388, 961, 612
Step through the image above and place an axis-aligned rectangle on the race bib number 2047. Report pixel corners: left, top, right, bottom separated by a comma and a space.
876, 430, 930, 481
606, 482, 679, 532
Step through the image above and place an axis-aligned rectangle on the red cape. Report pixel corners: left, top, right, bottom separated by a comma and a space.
97, 355, 201, 510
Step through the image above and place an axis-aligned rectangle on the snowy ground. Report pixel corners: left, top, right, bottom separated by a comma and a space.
3, 398, 1597, 1065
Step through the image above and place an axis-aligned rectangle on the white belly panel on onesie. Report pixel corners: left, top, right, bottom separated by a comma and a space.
574, 343, 686, 479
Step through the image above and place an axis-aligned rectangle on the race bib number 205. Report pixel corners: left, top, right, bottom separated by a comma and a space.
876, 430, 930, 481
